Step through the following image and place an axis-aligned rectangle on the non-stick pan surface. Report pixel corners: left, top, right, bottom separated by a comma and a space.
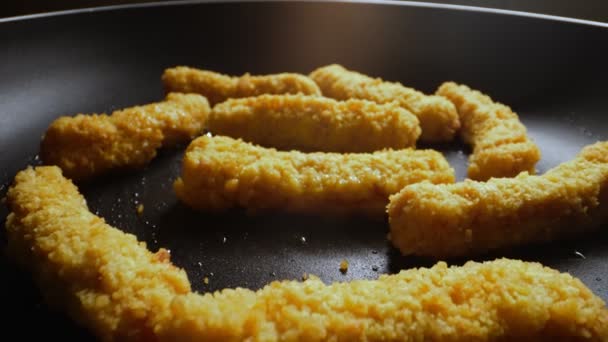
2, 1, 608, 339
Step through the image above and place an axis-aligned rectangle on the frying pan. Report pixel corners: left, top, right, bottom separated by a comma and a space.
1, 1, 608, 339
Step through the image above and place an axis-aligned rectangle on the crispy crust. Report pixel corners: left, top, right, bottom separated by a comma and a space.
209, 94, 421, 152
6, 169, 608, 341
388, 141, 608, 258
174, 135, 454, 216
436, 82, 541, 180
162, 66, 321, 105
309, 64, 460, 142
40, 93, 210, 181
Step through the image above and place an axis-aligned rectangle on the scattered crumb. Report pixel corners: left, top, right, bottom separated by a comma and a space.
339, 259, 349, 274
136, 203, 144, 216
203, 277, 209, 285
302, 273, 309, 281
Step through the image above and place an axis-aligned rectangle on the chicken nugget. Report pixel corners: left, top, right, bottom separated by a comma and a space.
162, 66, 321, 105
6, 169, 608, 340
209, 94, 420, 152
174, 135, 454, 216
388, 141, 608, 258
436, 82, 541, 180
309, 64, 460, 142
40, 93, 210, 181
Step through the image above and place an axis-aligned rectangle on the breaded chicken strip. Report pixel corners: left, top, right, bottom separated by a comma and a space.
309, 64, 460, 142
436, 82, 541, 180
6, 170, 608, 341
174, 135, 454, 216
5, 166, 192, 341
162, 66, 321, 105
209, 94, 421, 152
40, 93, 210, 181
388, 141, 608, 258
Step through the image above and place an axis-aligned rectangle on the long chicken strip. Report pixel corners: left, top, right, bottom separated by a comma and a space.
388, 141, 608, 258
6, 169, 608, 341
209, 94, 421, 152
174, 135, 454, 216
309, 64, 460, 142
436, 82, 541, 180
40, 93, 210, 181
162, 66, 321, 105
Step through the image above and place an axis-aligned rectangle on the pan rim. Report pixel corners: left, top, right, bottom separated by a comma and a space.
1, 0, 608, 29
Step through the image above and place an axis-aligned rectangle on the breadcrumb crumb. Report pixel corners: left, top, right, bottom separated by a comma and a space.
436, 82, 541, 180
310, 64, 460, 142
203, 277, 209, 285
163, 66, 320, 105
339, 259, 349, 273
174, 135, 454, 216
6, 168, 608, 341
136, 203, 144, 216
388, 141, 608, 257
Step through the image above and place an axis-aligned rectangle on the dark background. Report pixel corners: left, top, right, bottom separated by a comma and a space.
2, 0, 608, 22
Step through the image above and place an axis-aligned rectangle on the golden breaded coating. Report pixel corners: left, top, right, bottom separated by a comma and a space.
6, 170, 608, 341
436, 82, 541, 180
5, 166, 191, 341
388, 141, 608, 258
174, 135, 454, 216
162, 66, 321, 105
209, 94, 421, 152
40, 93, 210, 181
309, 64, 460, 142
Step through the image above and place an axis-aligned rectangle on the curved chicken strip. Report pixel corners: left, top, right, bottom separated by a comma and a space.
388, 141, 608, 258
209, 94, 420, 152
436, 82, 541, 180
174, 135, 454, 216
309, 64, 460, 142
162, 66, 321, 105
6, 169, 608, 341
40, 93, 210, 181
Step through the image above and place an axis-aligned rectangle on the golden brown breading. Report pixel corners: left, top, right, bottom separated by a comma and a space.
5, 166, 191, 341
209, 94, 421, 152
6, 169, 608, 341
40, 93, 210, 181
388, 141, 608, 258
174, 135, 454, 216
162, 66, 321, 105
436, 82, 541, 180
309, 64, 460, 142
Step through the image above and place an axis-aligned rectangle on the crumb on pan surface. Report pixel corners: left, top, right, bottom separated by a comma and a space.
40, 93, 210, 181
162, 66, 320, 105
5, 168, 608, 341
174, 135, 454, 216
388, 141, 608, 258
436, 82, 541, 180
310, 64, 460, 142
209, 94, 421, 152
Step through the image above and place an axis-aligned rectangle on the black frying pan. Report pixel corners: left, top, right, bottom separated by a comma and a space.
1, 1, 608, 339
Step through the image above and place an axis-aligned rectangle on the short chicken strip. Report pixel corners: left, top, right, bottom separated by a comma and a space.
209, 94, 420, 152
174, 135, 454, 216
388, 141, 608, 258
310, 64, 460, 142
40, 93, 210, 181
6, 167, 608, 341
162, 66, 321, 105
436, 82, 541, 180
